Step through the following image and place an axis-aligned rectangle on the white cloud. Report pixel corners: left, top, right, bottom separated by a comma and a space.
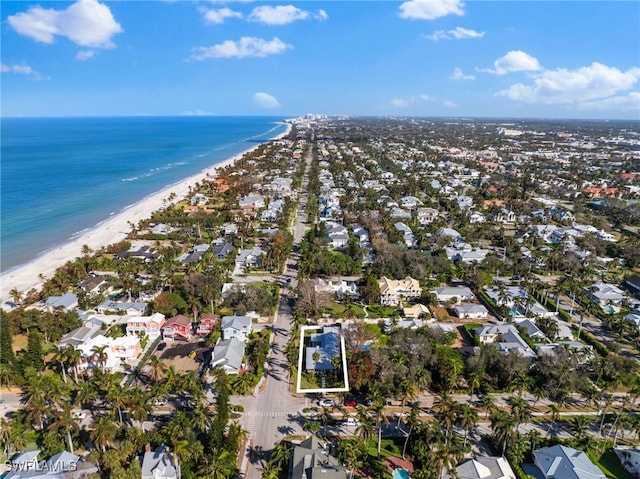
444, 100, 457, 108
399, 0, 464, 20
8, 0, 123, 48
497, 62, 640, 107
449, 27, 484, 39
450, 68, 475, 80
1, 62, 44, 80
482, 50, 541, 75
425, 27, 484, 41
190, 37, 292, 60
252, 92, 281, 109
248, 5, 327, 25
577, 92, 640, 112
76, 50, 95, 61
201, 7, 243, 24
385, 95, 431, 108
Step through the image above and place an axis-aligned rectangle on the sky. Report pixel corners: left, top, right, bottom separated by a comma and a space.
1, 0, 639, 120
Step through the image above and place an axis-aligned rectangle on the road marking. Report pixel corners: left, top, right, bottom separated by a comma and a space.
246, 410, 290, 417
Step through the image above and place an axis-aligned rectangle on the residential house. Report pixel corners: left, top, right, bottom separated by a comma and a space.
79, 275, 109, 294
445, 243, 490, 264
445, 456, 516, 479
197, 313, 220, 336
394, 222, 417, 247
162, 315, 192, 340
455, 195, 474, 210
433, 286, 475, 304
403, 303, 431, 319
238, 194, 265, 216
452, 303, 489, 319
532, 445, 605, 479
221, 315, 252, 342
96, 300, 148, 316
326, 222, 349, 249
150, 224, 174, 235
623, 275, 640, 294
378, 276, 422, 306
126, 312, 166, 339
513, 318, 547, 342
469, 211, 487, 224
614, 447, 640, 478
117, 244, 161, 262
399, 195, 423, 209
210, 338, 246, 374
475, 324, 536, 359
416, 207, 439, 225
110, 336, 141, 362
306, 326, 341, 371
391, 207, 412, 220
141, 444, 179, 479
288, 436, 347, 479
236, 247, 265, 269
45, 292, 78, 312
587, 282, 627, 313
212, 242, 235, 261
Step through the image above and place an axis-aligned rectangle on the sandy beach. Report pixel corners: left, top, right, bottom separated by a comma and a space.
0, 122, 292, 304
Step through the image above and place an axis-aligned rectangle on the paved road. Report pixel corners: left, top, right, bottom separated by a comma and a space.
233, 146, 313, 478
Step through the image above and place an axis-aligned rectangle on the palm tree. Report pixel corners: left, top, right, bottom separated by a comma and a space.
91, 345, 109, 373
128, 389, 152, 426
90, 414, 118, 452
509, 396, 532, 433
269, 442, 291, 468
146, 355, 167, 382
490, 410, 517, 456
547, 404, 561, 438
457, 403, 478, 448
396, 379, 416, 427
9, 287, 21, 305
49, 403, 80, 453
25, 397, 50, 431
106, 384, 128, 425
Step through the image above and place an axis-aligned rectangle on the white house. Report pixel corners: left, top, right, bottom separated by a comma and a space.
378, 276, 422, 306
452, 303, 489, 319
210, 338, 246, 374
475, 324, 536, 359
221, 315, 252, 342
433, 286, 475, 304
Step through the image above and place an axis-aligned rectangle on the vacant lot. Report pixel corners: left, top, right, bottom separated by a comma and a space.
159, 339, 210, 373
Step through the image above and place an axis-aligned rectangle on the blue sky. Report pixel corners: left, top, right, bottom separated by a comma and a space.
2, 0, 639, 119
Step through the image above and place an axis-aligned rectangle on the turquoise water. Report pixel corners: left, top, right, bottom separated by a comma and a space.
392, 468, 410, 479
0, 116, 287, 272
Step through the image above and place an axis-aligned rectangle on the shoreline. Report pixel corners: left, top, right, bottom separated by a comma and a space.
0, 121, 292, 303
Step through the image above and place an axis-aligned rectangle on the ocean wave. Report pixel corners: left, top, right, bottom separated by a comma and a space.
122, 176, 139, 182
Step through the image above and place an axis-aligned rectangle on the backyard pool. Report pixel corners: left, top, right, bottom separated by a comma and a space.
392, 468, 410, 479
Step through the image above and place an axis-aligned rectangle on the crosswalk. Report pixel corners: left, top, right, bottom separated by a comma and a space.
244, 410, 290, 432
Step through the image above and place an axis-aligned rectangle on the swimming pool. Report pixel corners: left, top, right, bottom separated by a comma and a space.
392, 468, 410, 479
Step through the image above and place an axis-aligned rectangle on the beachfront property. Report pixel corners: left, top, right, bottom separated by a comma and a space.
45, 292, 78, 312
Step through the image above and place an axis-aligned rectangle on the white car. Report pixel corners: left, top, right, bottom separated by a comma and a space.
155, 399, 168, 406
318, 399, 335, 407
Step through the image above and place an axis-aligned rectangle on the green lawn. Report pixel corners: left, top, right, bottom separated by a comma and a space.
588, 449, 634, 479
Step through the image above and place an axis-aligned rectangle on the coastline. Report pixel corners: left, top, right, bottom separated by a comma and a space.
0, 121, 292, 303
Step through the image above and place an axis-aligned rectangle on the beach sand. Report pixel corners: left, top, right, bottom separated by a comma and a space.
0, 123, 292, 304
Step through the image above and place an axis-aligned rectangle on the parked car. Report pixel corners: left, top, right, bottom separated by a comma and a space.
318, 399, 335, 407
343, 417, 360, 426
344, 399, 357, 407
154, 398, 168, 406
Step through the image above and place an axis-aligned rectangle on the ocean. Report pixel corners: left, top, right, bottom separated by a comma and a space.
0, 116, 288, 273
